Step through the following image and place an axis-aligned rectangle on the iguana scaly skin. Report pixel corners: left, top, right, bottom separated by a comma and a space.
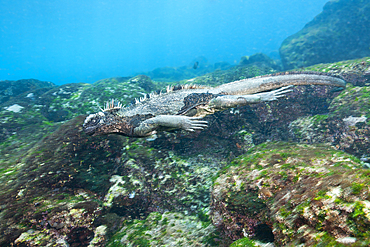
83, 72, 346, 137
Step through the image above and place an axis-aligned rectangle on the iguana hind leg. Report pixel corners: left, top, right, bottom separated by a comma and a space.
133, 115, 208, 137
209, 85, 293, 110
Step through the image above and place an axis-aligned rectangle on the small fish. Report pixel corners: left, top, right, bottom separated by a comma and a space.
193, 61, 199, 69
146, 134, 158, 141
129, 191, 135, 199
330, 87, 345, 92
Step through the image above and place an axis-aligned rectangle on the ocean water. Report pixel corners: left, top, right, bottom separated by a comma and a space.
2, 1, 370, 246
1, 0, 328, 84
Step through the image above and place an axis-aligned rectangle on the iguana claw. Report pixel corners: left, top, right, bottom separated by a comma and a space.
183, 117, 208, 132
256, 85, 293, 101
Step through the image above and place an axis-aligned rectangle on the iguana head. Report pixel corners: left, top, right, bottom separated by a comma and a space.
83, 111, 109, 136
83, 100, 133, 136
83, 111, 125, 136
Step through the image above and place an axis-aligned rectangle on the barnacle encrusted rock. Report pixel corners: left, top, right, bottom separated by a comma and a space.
211, 142, 370, 246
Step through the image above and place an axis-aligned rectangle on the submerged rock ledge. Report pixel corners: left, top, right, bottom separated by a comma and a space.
211, 142, 370, 246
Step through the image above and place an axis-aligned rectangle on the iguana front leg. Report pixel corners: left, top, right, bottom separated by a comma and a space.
133, 115, 208, 136
209, 85, 293, 110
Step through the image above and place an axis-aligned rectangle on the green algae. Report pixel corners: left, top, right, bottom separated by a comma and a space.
107, 211, 219, 247
352, 182, 365, 195
212, 142, 370, 245
330, 86, 370, 119
13, 191, 101, 246
231, 142, 361, 170
229, 237, 257, 247
303, 57, 370, 74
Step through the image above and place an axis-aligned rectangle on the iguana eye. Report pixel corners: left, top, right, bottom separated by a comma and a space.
84, 113, 96, 125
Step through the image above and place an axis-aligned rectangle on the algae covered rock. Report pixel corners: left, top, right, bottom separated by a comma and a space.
0, 115, 126, 246
1, 57, 370, 246
0, 76, 147, 153
211, 142, 370, 246
229, 237, 258, 247
0, 75, 157, 246
107, 211, 219, 247
280, 0, 370, 70
301, 57, 370, 87
0, 79, 55, 105
0, 113, 223, 246
128, 75, 155, 92
289, 83, 370, 157
239, 53, 281, 70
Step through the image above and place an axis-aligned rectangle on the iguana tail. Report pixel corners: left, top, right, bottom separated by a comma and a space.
210, 71, 346, 95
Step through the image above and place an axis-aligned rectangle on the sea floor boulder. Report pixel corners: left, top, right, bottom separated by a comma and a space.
289, 82, 370, 158
211, 142, 370, 246
107, 211, 220, 247
279, 0, 370, 70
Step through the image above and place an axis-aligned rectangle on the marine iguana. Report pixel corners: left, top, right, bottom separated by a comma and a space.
83, 72, 346, 137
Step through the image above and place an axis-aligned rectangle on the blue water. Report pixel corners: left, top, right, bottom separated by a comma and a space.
1, 0, 328, 85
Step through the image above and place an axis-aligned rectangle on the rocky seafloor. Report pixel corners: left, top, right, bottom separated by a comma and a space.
279, 0, 370, 70
0, 57, 369, 246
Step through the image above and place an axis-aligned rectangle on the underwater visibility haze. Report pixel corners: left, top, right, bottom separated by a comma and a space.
1, 0, 370, 246
1, 0, 328, 84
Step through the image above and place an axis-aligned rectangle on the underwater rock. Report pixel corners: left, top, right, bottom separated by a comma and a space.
128, 74, 155, 92
102, 150, 222, 218
239, 53, 281, 70
141, 57, 217, 82
0, 77, 147, 167
0, 79, 55, 105
289, 84, 370, 157
0, 115, 128, 246
280, 0, 370, 70
14, 206, 98, 247
1, 57, 369, 246
301, 57, 370, 87
211, 142, 370, 246
107, 211, 220, 246
214, 61, 231, 70
0, 115, 223, 245
146, 66, 190, 82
